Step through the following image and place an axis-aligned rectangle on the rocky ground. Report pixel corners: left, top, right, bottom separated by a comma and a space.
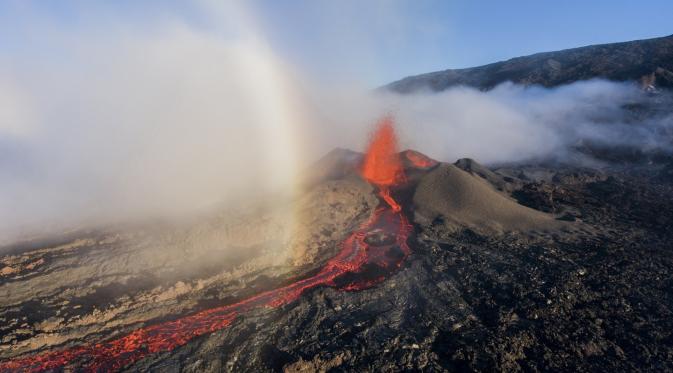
2, 154, 673, 372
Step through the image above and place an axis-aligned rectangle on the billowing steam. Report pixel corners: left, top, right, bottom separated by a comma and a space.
1, 2, 673, 242
310, 80, 673, 166
0, 2, 308, 240
392, 81, 673, 164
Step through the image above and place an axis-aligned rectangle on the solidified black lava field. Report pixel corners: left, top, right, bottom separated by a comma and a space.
163, 162, 673, 372
2, 151, 673, 372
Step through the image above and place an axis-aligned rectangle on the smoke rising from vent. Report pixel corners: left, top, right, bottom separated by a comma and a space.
1, 3, 672, 242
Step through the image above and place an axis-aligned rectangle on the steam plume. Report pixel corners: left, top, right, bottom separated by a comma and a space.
1, 2, 672, 243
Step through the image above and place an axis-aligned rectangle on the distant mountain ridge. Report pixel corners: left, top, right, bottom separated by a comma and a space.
386, 34, 673, 93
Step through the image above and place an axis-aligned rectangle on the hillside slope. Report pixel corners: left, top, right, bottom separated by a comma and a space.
387, 34, 673, 93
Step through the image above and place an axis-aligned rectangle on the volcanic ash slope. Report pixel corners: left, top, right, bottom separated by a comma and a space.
413, 163, 564, 235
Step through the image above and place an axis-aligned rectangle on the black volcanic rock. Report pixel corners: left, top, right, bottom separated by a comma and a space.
126, 160, 673, 373
3, 150, 673, 372
386, 34, 673, 93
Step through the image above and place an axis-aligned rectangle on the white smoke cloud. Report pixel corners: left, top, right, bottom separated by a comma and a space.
1, 2, 672, 243
305, 79, 672, 166
0, 3, 310, 240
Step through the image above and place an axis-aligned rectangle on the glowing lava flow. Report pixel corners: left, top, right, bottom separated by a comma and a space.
0, 117, 413, 373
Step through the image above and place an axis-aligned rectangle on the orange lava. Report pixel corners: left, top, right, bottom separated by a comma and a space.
0, 206, 411, 372
379, 187, 401, 212
404, 150, 438, 169
361, 116, 405, 186
0, 116, 414, 373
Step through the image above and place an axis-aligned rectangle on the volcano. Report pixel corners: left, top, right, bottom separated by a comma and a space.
0, 117, 420, 371
1, 118, 673, 371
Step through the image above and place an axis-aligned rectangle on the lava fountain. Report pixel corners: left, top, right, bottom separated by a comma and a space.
0, 116, 415, 372
361, 116, 405, 212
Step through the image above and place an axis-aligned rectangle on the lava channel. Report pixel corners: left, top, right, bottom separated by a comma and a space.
0, 118, 415, 373
0, 190, 411, 372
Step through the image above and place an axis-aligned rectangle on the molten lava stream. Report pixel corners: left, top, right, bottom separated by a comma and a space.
0, 116, 413, 372
379, 187, 401, 212
0, 191, 411, 372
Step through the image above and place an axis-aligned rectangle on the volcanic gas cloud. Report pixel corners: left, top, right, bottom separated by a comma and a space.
0, 116, 416, 372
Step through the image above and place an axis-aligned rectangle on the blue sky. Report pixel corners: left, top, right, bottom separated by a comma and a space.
1, 0, 673, 86
250, 0, 673, 85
